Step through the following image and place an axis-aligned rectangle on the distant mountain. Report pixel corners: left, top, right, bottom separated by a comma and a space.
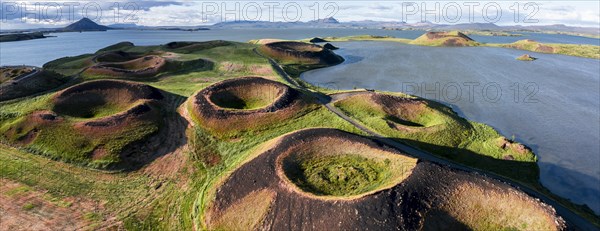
438, 23, 502, 30
507, 24, 599, 35
63, 18, 111, 31
309, 17, 339, 24
410, 21, 437, 28
108, 23, 138, 29
211, 17, 344, 29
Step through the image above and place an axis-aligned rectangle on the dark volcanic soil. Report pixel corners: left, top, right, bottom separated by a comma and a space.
207, 128, 563, 230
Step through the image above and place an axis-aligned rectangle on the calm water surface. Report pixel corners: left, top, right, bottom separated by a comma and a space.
1, 28, 598, 66
301, 41, 600, 214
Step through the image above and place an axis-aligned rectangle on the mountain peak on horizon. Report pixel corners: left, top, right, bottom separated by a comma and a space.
310, 17, 339, 24
64, 17, 111, 31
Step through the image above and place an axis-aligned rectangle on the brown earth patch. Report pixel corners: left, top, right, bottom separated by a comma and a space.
0, 179, 107, 231
85, 55, 167, 78
497, 137, 532, 155
90, 146, 109, 160
206, 128, 564, 230
191, 76, 311, 134
535, 44, 555, 53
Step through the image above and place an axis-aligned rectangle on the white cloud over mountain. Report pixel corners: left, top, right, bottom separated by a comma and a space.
0, 0, 598, 29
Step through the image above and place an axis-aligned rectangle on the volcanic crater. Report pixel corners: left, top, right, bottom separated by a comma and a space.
260, 41, 344, 65
206, 128, 564, 230
191, 76, 310, 134
52, 79, 164, 127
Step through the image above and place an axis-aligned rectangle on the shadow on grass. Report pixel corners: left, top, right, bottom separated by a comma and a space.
111, 91, 189, 171
387, 138, 540, 186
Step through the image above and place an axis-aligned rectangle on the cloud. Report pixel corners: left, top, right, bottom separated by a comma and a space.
1, 0, 599, 29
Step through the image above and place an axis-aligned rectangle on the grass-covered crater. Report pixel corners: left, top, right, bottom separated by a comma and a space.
207, 79, 286, 110
284, 155, 385, 196
190, 76, 313, 135
52, 79, 163, 119
1, 79, 166, 168
82, 43, 214, 79
275, 130, 417, 199
333, 92, 539, 184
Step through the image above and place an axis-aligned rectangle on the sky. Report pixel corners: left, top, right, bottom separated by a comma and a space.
0, 1, 599, 29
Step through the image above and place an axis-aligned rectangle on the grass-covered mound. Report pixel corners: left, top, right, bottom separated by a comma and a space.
0, 80, 165, 168
493, 39, 600, 59
85, 54, 212, 79
96, 41, 135, 53
190, 76, 312, 135
95, 50, 142, 63
259, 41, 344, 65
162, 40, 233, 53
276, 132, 416, 198
410, 31, 479, 47
0, 67, 69, 101
207, 128, 562, 230
333, 92, 539, 184
336, 92, 472, 147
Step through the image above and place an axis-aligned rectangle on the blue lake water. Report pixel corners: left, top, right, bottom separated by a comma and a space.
1, 28, 598, 66
1, 28, 599, 214
301, 41, 600, 214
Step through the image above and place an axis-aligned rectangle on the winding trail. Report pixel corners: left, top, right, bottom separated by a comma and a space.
10, 66, 40, 82
253, 47, 599, 230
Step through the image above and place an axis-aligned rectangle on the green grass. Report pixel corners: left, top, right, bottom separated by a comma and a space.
22, 202, 36, 211
488, 40, 600, 59
5, 185, 31, 197
54, 101, 133, 119
289, 154, 386, 196
43, 54, 95, 76
208, 88, 280, 110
